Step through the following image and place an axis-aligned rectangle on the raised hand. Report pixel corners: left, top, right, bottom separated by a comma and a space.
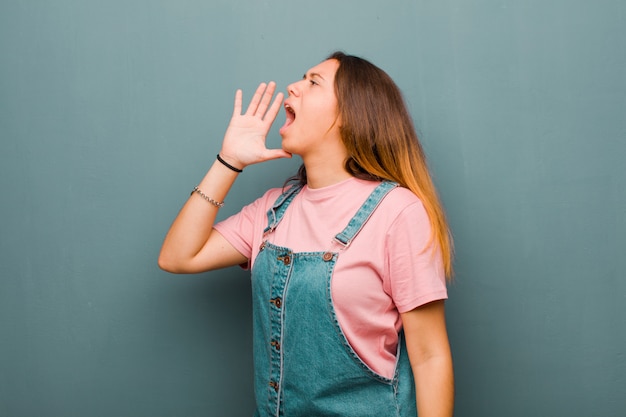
219, 82, 291, 170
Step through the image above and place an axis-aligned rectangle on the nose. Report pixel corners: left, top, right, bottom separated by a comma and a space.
287, 80, 301, 97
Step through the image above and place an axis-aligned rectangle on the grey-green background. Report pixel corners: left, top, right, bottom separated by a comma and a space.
1, 1, 624, 416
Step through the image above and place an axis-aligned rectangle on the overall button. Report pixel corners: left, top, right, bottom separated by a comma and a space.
322, 252, 333, 261
270, 297, 282, 308
277, 255, 291, 265
259, 242, 266, 251
270, 340, 281, 351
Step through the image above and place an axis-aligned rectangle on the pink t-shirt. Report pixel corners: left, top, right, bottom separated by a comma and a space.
214, 177, 447, 378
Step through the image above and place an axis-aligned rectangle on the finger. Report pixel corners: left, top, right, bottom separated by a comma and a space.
244, 83, 267, 116
232, 89, 243, 117
262, 91, 284, 123
255, 81, 276, 117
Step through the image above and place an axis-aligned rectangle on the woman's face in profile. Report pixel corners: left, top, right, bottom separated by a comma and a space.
279, 59, 342, 156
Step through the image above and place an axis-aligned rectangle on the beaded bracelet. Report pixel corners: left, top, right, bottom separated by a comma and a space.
191, 186, 224, 208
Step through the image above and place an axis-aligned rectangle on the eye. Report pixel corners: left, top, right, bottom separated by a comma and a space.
309, 79, 319, 86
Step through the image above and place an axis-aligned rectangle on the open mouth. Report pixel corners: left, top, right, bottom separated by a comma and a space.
285, 103, 296, 120
280, 103, 296, 134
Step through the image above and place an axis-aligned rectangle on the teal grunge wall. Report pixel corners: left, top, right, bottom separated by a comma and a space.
1, 1, 624, 416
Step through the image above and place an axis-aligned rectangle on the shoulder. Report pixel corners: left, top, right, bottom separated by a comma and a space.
372, 185, 433, 246
386, 185, 423, 205
380, 185, 427, 219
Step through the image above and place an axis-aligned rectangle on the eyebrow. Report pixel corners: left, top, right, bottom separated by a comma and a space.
303, 72, 325, 81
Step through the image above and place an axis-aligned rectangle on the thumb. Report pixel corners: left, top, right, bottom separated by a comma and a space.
263, 149, 293, 160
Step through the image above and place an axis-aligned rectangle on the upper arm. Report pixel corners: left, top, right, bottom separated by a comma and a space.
400, 300, 451, 365
401, 300, 454, 416
194, 228, 248, 271
159, 228, 248, 274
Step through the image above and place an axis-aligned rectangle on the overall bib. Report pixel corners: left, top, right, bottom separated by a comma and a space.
251, 181, 417, 417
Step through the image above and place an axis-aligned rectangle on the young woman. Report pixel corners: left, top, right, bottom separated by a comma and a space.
159, 52, 454, 417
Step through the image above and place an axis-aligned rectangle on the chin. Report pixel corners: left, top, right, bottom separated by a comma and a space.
280, 136, 295, 154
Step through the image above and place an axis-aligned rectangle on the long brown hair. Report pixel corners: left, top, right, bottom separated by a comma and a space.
288, 52, 454, 278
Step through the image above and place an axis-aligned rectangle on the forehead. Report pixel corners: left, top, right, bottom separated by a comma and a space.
305, 59, 340, 79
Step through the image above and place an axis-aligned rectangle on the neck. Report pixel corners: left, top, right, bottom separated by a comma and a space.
302, 152, 352, 189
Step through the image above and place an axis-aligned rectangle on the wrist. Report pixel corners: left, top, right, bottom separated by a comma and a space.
216, 153, 243, 173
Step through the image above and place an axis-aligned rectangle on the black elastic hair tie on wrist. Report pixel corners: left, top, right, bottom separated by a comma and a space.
216, 154, 243, 173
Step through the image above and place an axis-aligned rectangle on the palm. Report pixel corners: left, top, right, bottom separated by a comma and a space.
220, 82, 291, 167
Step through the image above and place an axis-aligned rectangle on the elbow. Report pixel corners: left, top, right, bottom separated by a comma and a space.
157, 254, 174, 273
158, 252, 185, 273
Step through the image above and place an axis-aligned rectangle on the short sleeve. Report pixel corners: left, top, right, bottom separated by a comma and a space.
385, 200, 448, 313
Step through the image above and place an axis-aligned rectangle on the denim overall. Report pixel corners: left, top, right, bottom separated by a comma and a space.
251, 181, 417, 417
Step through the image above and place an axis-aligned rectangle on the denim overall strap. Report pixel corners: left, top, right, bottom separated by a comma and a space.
334, 181, 398, 246
262, 184, 303, 235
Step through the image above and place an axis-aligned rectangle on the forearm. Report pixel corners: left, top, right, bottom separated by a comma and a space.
413, 354, 454, 417
158, 158, 239, 272
159, 82, 287, 273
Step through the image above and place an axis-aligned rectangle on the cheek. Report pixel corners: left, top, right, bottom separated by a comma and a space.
312, 102, 339, 125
